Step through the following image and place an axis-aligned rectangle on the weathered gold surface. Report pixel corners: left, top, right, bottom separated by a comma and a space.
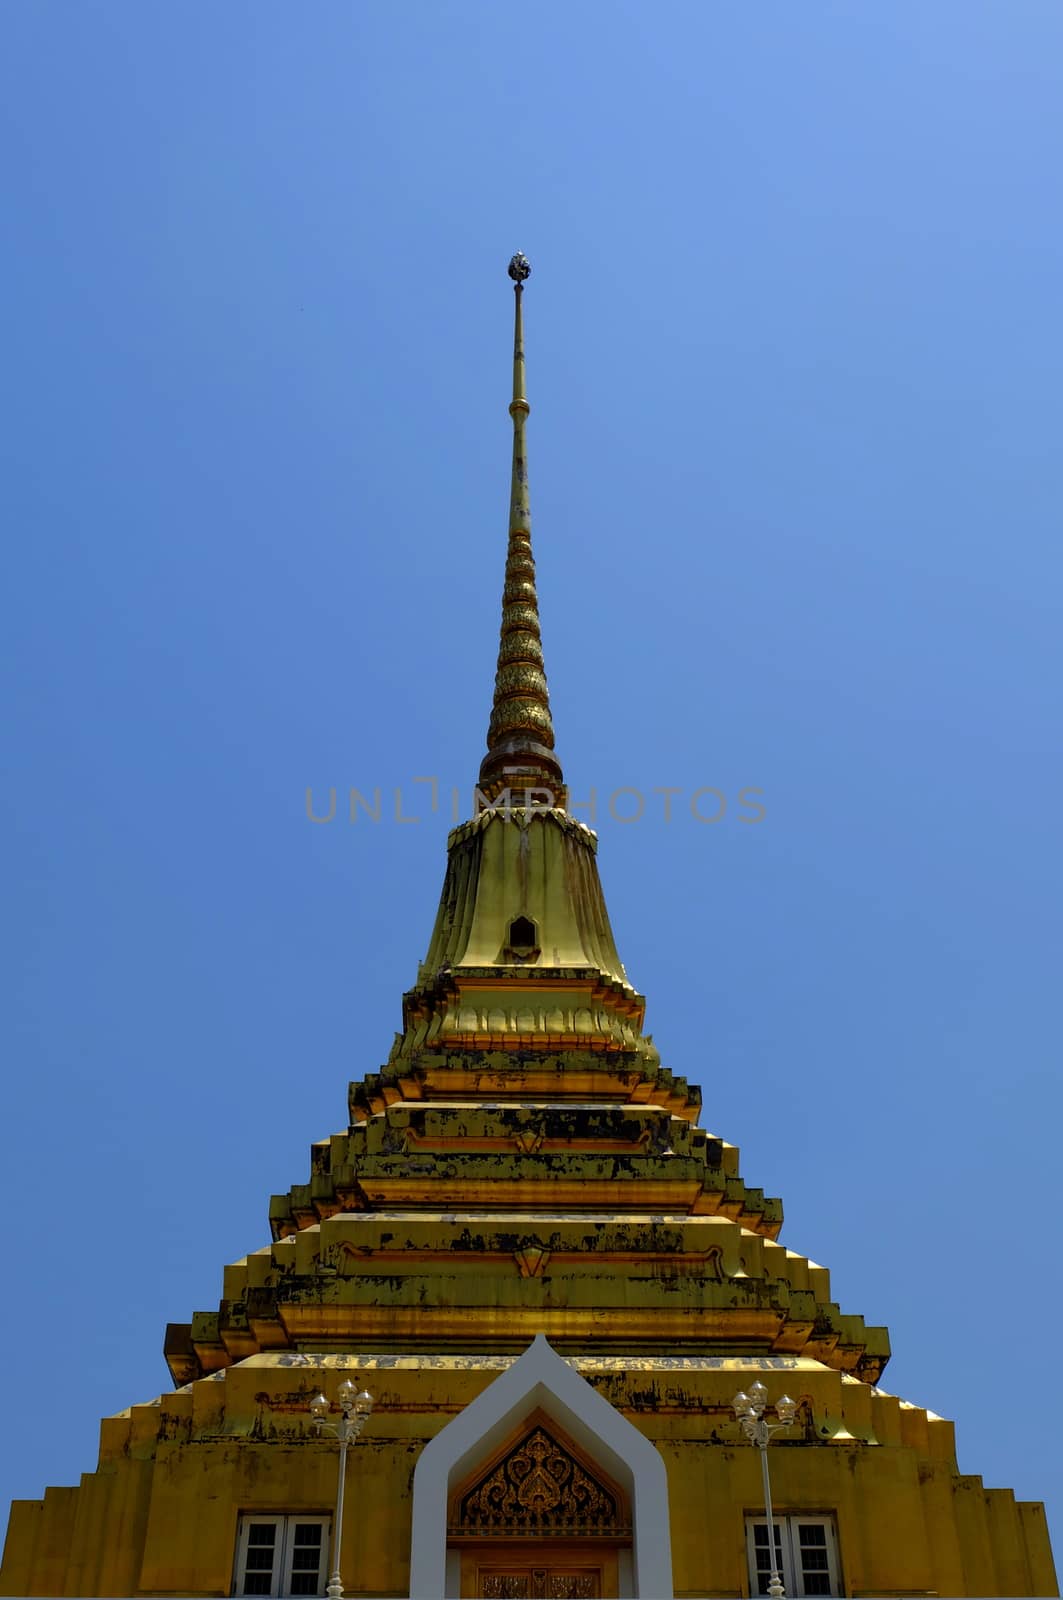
398, 807, 654, 1067
3, 1355, 1056, 1597
2, 268, 1056, 1600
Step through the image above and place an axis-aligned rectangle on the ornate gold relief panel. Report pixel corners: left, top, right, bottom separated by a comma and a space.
479, 1564, 601, 1598
462, 1545, 613, 1600
450, 1413, 629, 1538
450, 1412, 628, 1599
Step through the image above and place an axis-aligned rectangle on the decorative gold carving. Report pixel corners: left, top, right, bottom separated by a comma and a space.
480, 1572, 598, 1598
514, 1129, 545, 1155
513, 1246, 550, 1278
500, 602, 541, 634
503, 577, 539, 606
457, 1427, 625, 1536
495, 663, 549, 700
703, 1246, 723, 1280
498, 631, 544, 667
488, 698, 555, 743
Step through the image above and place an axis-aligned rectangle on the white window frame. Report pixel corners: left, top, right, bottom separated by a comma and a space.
745, 1514, 841, 1598
234, 1513, 331, 1598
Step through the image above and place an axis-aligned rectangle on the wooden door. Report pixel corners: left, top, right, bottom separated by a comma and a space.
460, 1541, 618, 1598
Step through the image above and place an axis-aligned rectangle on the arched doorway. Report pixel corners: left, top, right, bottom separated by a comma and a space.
409, 1335, 673, 1599
448, 1408, 631, 1598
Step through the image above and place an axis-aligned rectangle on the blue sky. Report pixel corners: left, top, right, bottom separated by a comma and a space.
2, 0, 1061, 1572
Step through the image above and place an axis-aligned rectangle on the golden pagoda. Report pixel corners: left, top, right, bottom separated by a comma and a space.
1, 256, 1057, 1600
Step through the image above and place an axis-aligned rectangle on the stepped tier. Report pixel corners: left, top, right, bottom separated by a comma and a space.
165, 1046, 893, 1388
353, 1051, 699, 1122
275, 1082, 776, 1229
164, 1212, 888, 1383
73, 1354, 963, 1464
164, 1211, 887, 1385
165, 1096, 886, 1386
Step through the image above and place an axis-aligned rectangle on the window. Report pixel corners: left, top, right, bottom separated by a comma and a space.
234, 1515, 330, 1598
746, 1516, 840, 1598
507, 916, 538, 953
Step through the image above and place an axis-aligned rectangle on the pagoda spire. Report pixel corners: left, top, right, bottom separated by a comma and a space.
478, 253, 566, 807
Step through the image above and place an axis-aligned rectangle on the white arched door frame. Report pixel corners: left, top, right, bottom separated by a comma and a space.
409, 1335, 673, 1599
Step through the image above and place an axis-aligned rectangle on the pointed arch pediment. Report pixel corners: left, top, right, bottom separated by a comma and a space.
449, 1408, 631, 1540
409, 1335, 672, 1599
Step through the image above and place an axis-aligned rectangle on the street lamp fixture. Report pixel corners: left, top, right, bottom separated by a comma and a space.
732, 1380, 796, 1598
310, 1379, 374, 1600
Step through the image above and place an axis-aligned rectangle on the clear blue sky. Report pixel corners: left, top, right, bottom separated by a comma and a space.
2, 0, 1061, 1573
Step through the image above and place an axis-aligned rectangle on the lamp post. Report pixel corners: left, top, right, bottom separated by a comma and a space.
310, 1379, 374, 1600
732, 1380, 797, 1599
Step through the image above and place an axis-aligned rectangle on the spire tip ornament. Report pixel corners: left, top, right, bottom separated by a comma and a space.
478, 250, 565, 808
507, 251, 531, 284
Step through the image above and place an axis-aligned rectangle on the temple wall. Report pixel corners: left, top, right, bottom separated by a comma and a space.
3, 1357, 1057, 1598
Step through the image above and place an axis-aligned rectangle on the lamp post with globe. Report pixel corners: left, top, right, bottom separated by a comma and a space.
309, 1380, 374, 1600
732, 1381, 797, 1598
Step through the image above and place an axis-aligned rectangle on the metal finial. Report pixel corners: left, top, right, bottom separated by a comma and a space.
508, 252, 531, 284
479, 247, 564, 808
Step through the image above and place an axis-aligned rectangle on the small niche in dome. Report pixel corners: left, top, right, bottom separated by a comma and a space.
505, 915, 540, 962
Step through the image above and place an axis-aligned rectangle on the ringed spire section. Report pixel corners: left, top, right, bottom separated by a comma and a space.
478, 253, 566, 808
